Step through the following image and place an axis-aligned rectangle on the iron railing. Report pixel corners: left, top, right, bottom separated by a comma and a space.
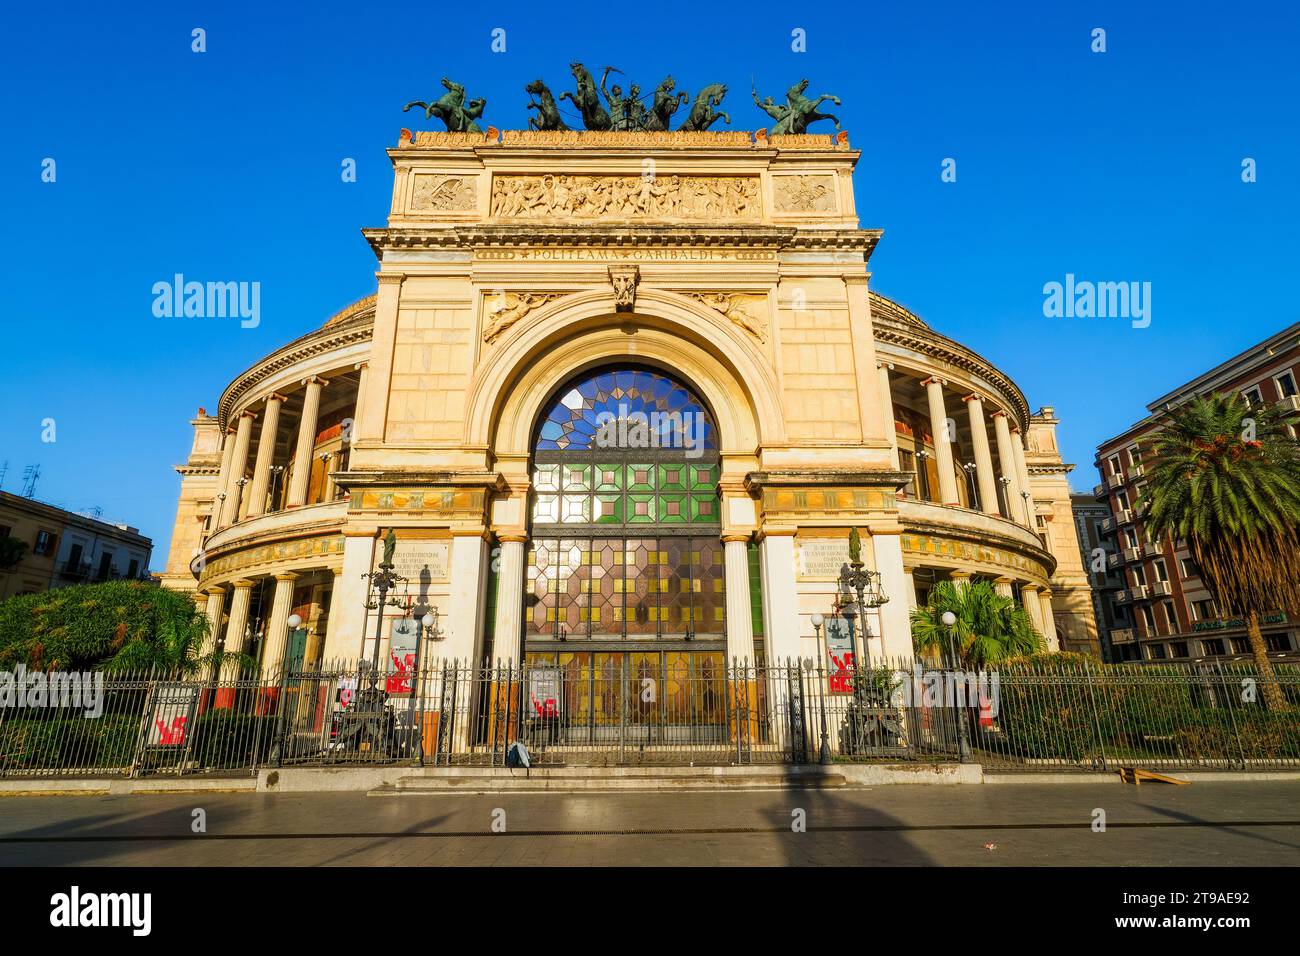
1, 658, 1296, 778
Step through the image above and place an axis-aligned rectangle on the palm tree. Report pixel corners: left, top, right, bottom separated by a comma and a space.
911, 579, 1044, 669
1140, 391, 1300, 710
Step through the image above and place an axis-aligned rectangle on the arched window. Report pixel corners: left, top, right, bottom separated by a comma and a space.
524, 368, 724, 655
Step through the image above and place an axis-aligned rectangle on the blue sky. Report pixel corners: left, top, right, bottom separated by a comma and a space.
2, 1, 1297, 566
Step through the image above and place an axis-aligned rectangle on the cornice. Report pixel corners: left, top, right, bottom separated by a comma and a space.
872, 316, 1030, 430
216, 314, 374, 429
364, 225, 879, 259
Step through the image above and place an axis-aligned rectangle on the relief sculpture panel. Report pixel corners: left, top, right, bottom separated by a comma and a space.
491, 174, 760, 220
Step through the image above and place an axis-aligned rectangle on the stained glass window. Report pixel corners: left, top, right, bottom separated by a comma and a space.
524, 367, 725, 646
535, 368, 717, 453
532, 367, 720, 532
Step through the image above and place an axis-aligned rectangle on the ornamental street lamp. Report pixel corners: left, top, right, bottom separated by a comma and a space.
961, 461, 980, 510
940, 609, 972, 760
998, 475, 1012, 518
1020, 489, 1034, 526
286, 612, 303, 673
362, 529, 408, 698
810, 612, 831, 765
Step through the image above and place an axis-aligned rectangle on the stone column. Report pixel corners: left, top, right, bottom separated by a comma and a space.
286, 376, 327, 508
877, 363, 900, 471
1011, 428, 1034, 526
1021, 583, 1046, 635
201, 587, 226, 670
323, 533, 375, 666
922, 377, 960, 505
963, 395, 1000, 515
758, 533, 802, 666
358, 273, 404, 445
213, 431, 236, 528
445, 534, 489, 666
492, 536, 527, 666
1038, 590, 1060, 651
219, 580, 255, 684
993, 576, 1015, 598
903, 569, 918, 612
991, 410, 1024, 524
949, 570, 972, 592
259, 573, 299, 676
723, 535, 756, 664
218, 412, 256, 527
350, 362, 369, 446
245, 393, 285, 518
871, 532, 914, 661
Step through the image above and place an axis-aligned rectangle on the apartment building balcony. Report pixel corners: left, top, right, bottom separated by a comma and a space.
1116, 585, 1149, 603
1150, 580, 1174, 597
1122, 546, 1142, 563
1105, 473, 1124, 490
1110, 627, 1136, 644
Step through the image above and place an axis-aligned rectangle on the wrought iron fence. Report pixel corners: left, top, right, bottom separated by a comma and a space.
1, 657, 1296, 778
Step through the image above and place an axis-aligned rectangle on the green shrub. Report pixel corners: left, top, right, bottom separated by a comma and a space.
0, 580, 209, 672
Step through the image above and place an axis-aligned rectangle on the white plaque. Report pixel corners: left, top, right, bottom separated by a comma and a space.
798, 538, 852, 580
377, 539, 450, 583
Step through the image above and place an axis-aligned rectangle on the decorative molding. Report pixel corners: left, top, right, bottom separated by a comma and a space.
608, 265, 640, 311
687, 292, 767, 342
482, 292, 562, 343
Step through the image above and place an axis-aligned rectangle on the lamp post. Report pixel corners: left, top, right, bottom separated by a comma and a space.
998, 475, 1012, 518
268, 465, 286, 512
940, 609, 972, 760
1020, 489, 1034, 526
810, 613, 831, 765
914, 448, 932, 501
361, 531, 408, 699
286, 612, 303, 672
961, 461, 979, 510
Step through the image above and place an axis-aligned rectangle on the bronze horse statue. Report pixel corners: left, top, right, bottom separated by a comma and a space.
679, 83, 731, 131
646, 75, 688, 131
525, 79, 568, 130
403, 77, 486, 133
558, 62, 611, 131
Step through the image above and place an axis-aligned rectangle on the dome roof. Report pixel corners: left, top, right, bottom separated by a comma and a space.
869, 291, 929, 329
322, 293, 378, 328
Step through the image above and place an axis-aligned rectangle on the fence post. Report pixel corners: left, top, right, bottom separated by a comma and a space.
1215, 659, 1248, 771
1081, 662, 1108, 772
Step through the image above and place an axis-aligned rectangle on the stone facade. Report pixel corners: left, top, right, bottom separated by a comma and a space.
163, 129, 1093, 673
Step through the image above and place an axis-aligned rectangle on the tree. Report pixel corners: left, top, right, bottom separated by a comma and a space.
910, 579, 1045, 669
0, 579, 214, 673
0, 536, 26, 572
1141, 391, 1300, 710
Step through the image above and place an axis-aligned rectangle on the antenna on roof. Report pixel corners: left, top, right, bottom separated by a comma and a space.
0, 460, 7, 491
20, 464, 40, 498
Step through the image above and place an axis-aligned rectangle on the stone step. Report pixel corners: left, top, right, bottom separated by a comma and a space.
370, 766, 848, 794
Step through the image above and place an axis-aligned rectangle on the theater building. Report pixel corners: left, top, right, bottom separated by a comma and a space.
163, 128, 1095, 677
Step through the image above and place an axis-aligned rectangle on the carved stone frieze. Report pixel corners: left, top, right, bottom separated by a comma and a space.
491, 174, 759, 219
772, 174, 837, 212
410, 175, 477, 211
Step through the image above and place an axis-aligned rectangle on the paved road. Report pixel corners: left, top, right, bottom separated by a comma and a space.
1, 781, 1298, 866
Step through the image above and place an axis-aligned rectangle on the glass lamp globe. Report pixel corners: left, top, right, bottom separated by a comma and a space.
810, 613, 824, 628
287, 613, 303, 629
940, 611, 957, 627
421, 612, 435, 629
